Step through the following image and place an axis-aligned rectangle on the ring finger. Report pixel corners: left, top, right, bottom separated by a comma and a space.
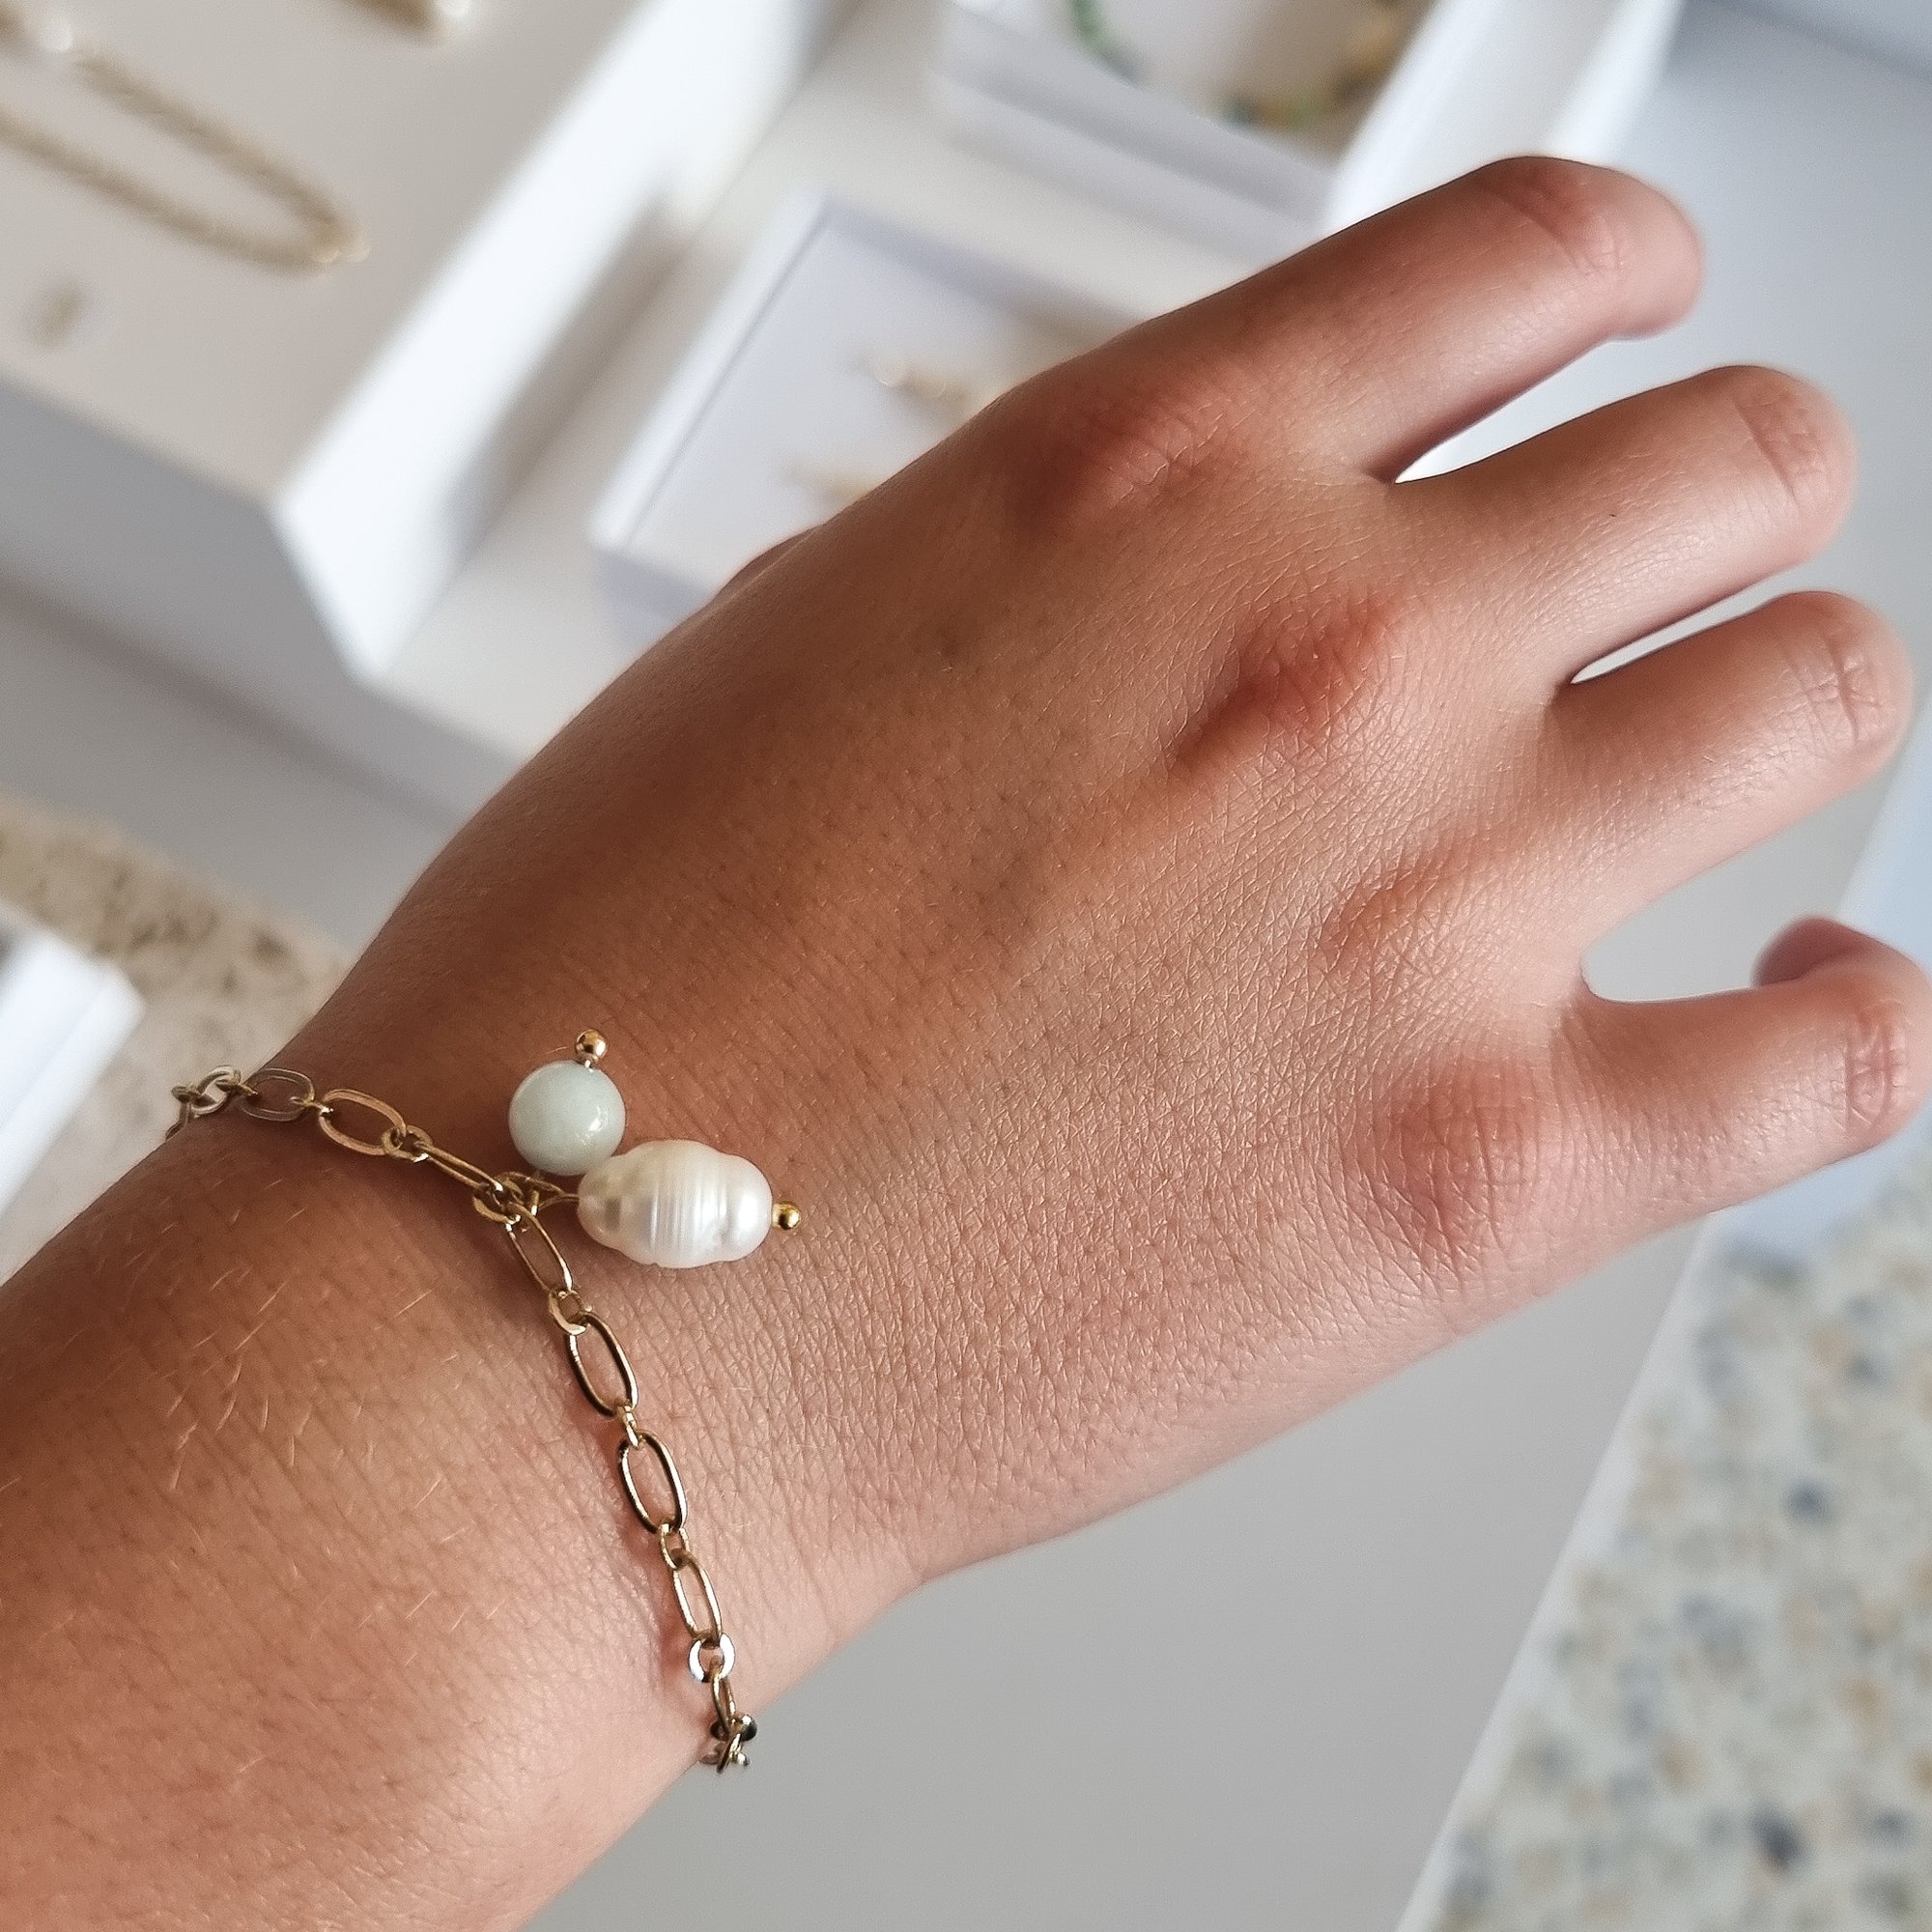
1405, 363, 1856, 692
1541, 590, 1912, 943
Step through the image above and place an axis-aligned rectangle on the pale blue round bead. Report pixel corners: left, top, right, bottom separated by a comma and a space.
507, 1061, 626, 1176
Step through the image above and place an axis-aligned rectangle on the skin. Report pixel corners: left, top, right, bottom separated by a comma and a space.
1, 159, 1929, 1929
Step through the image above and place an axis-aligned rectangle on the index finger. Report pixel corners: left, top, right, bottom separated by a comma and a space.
1111, 157, 1703, 481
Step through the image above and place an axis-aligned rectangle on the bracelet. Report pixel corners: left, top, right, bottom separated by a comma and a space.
167, 1029, 800, 1774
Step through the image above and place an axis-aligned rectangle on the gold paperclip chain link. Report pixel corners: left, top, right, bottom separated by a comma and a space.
167, 1061, 758, 1772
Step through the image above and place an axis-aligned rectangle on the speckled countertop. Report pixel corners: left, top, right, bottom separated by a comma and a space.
1419, 1145, 1932, 1928
0, 788, 344, 1280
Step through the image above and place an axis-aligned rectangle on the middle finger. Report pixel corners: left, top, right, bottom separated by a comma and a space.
1403, 363, 1855, 692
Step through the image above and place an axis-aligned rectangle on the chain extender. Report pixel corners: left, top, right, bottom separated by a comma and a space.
168, 1063, 758, 1772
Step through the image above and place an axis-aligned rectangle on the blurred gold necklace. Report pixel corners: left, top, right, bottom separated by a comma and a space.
1070, 0, 1411, 131
351, 0, 474, 34
0, 3, 366, 272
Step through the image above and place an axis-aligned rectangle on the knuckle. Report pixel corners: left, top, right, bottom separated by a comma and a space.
1469, 156, 1636, 291
1835, 984, 1922, 1148
1357, 1053, 1572, 1295
1000, 355, 1239, 530
1714, 364, 1854, 531
720, 533, 802, 594
1312, 843, 1475, 985
1775, 593, 1909, 762
1202, 576, 1428, 777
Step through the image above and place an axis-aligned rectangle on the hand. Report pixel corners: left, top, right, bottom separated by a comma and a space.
325, 156, 1927, 1617
6, 158, 1926, 1931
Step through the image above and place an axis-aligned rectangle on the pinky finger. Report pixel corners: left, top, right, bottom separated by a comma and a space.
1576, 921, 1932, 1236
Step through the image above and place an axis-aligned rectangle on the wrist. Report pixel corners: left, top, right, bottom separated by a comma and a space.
281, 861, 931, 1668
0, 1016, 895, 1930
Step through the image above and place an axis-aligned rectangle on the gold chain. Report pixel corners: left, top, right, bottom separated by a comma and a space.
351, 0, 475, 36
0, 5, 366, 272
167, 1064, 759, 1772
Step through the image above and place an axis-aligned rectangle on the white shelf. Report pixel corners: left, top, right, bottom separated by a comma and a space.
0, 909, 139, 1217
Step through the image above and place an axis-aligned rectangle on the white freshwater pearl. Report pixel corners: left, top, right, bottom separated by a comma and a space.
577, 1140, 773, 1268
507, 1061, 626, 1176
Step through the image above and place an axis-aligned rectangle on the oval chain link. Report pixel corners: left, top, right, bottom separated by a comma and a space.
663, 1532, 724, 1645
616, 1421, 689, 1537
166, 1065, 247, 1133
503, 1208, 575, 1300
565, 1309, 639, 1418
314, 1088, 410, 1157
237, 1065, 320, 1122
165, 1058, 757, 1772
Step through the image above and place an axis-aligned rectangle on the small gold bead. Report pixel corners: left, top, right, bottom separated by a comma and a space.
772, 1201, 801, 1232
573, 1029, 608, 1065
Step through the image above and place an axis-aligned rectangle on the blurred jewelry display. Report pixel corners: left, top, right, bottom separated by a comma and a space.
1067, 0, 1142, 79
794, 354, 1009, 506
0, 4, 366, 271
790, 461, 877, 509
349, 0, 475, 37
866, 352, 1004, 425
1069, 0, 1411, 132
21, 273, 93, 347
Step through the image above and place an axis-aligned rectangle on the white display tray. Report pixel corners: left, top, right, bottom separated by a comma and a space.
0, 0, 842, 754
934, 0, 1687, 259
0, 907, 140, 1219
592, 192, 1138, 645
